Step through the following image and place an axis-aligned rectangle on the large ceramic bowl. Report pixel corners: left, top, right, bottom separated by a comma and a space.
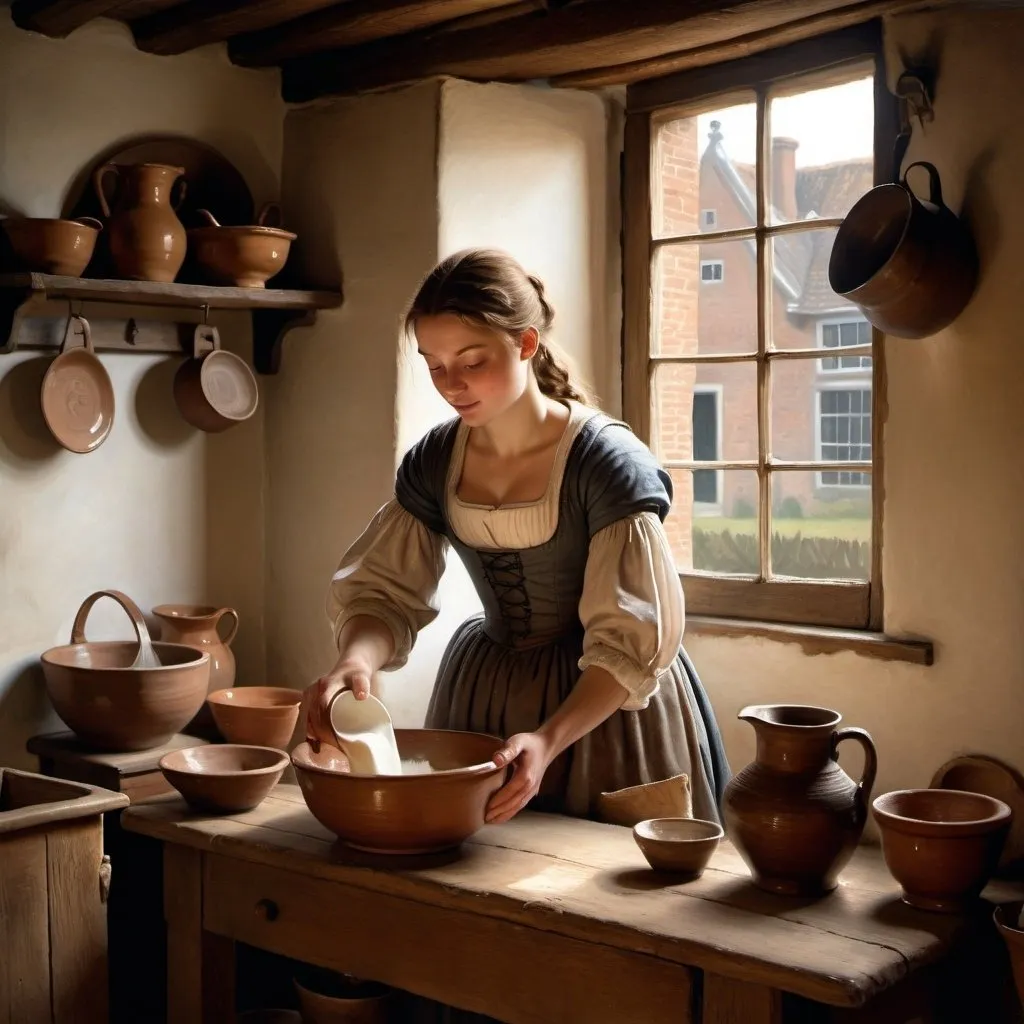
872, 788, 1012, 912
291, 729, 506, 854
40, 590, 211, 752
207, 686, 302, 750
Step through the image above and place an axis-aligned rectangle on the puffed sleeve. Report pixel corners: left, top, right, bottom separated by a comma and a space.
325, 499, 447, 671
577, 422, 672, 536
577, 511, 684, 711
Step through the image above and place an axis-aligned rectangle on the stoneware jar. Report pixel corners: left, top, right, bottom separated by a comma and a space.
722, 704, 878, 896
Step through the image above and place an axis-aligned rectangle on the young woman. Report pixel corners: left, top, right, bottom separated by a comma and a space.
303, 248, 730, 826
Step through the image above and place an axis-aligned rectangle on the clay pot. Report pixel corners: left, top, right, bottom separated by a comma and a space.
188, 204, 296, 288
2, 216, 102, 276
294, 968, 395, 1024
722, 704, 878, 896
39, 590, 210, 752
994, 903, 1024, 1009
873, 789, 1011, 913
291, 729, 506, 854
159, 744, 288, 813
207, 687, 302, 750
173, 324, 259, 433
829, 161, 979, 340
93, 162, 187, 282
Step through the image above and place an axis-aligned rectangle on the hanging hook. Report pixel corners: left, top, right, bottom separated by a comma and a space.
200, 303, 210, 326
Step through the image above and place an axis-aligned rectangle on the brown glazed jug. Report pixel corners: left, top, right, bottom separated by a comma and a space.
93, 162, 187, 282
722, 704, 878, 896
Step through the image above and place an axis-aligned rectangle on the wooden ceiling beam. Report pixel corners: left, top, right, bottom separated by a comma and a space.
551, 0, 907, 89
229, 0, 532, 67
10, 0, 126, 37
279, 0, 903, 103
131, 0, 347, 56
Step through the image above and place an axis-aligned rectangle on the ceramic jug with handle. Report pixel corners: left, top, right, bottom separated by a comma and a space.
722, 704, 878, 896
93, 162, 187, 282
152, 604, 238, 693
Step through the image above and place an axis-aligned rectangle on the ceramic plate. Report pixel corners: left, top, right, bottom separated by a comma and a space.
41, 348, 115, 453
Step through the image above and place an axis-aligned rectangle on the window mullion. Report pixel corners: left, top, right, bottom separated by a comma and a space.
755, 87, 771, 583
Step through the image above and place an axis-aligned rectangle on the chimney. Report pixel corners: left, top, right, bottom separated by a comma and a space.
771, 137, 799, 220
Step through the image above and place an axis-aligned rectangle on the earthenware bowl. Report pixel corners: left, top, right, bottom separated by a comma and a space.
2, 216, 102, 276
160, 744, 288, 813
207, 686, 302, 750
40, 590, 210, 752
293, 966, 396, 1024
291, 729, 506, 854
633, 817, 723, 877
872, 788, 1012, 912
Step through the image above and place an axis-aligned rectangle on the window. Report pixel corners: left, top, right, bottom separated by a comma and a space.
623, 23, 890, 629
819, 318, 872, 372
700, 260, 724, 283
817, 387, 871, 487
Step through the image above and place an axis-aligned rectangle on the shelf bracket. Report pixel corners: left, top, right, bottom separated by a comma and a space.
252, 308, 319, 375
0, 287, 38, 355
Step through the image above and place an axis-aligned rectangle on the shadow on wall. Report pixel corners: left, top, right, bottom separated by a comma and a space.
0, 658, 56, 769
0, 355, 63, 470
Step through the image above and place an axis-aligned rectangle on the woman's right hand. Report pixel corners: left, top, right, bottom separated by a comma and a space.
301, 655, 373, 753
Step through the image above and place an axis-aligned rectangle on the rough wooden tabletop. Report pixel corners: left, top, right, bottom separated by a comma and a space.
121, 783, 1009, 1009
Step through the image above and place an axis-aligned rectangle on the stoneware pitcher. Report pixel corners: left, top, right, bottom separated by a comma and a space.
93, 162, 187, 282
152, 604, 238, 691
722, 704, 877, 896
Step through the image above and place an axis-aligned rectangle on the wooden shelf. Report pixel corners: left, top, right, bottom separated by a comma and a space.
0, 273, 343, 374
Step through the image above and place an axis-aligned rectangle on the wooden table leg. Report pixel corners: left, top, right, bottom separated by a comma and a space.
704, 973, 783, 1024
164, 845, 235, 1024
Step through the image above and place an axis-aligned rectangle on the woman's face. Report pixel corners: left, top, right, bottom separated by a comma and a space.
414, 313, 536, 425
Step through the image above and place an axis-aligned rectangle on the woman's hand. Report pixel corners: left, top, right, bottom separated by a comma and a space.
485, 732, 555, 824
301, 655, 373, 753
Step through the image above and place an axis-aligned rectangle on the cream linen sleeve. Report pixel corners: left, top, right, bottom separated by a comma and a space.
325, 499, 447, 671
577, 511, 685, 711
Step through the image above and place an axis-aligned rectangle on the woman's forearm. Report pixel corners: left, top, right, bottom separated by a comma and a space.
335, 614, 396, 674
536, 664, 627, 759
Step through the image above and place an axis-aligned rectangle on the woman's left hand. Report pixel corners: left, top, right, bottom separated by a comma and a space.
485, 732, 555, 824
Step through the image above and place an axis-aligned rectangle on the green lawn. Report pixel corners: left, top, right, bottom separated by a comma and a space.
692, 517, 871, 542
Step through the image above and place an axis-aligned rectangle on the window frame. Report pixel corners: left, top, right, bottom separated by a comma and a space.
699, 259, 725, 283
814, 383, 873, 490
817, 317, 873, 374
622, 21, 897, 630
692, 383, 724, 515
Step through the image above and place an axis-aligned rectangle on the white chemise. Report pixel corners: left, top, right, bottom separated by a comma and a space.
326, 402, 686, 712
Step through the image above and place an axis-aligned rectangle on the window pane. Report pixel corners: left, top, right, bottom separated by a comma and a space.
652, 239, 757, 357
769, 471, 871, 581
665, 469, 760, 574
769, 228, 872, 349
653, 98, 756, 239
768, 71, 874, 225
771, 358, 872, 464
651, 361, 758, 463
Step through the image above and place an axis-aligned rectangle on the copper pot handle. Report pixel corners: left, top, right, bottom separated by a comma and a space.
92, 164, 118, 219
902, 161, 944, 209
70, 589, 156, 651
214, 607, 240, 647
195, 208, 221, 228
833, 726, 878, 806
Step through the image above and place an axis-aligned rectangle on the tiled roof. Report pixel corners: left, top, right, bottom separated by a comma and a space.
707, 139, 873, 315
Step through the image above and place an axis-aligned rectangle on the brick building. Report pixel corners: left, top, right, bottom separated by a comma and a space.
653, 118, 873, 563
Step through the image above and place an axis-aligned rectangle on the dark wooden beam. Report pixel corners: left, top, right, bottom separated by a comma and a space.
10, 0, 125, 36
131, 0, 345, 56
279, 0, 901, 103
110, 0, 192, 17
552, 0, 902, 89
229, 0, 530, 67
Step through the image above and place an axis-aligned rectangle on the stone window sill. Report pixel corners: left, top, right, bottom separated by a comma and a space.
685, 616, 934, 665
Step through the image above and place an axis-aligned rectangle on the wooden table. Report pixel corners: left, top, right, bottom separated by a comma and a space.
122, 784, 1021, 1024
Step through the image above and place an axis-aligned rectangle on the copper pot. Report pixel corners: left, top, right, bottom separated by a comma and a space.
829, 161, 978, 339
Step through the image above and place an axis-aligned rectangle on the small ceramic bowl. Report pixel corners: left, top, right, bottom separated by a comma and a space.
207, 686, 302, 750
633, 817, 723, 877
872, 788, 1012, 912
994, 902, 1024, 1008
159, 744, 289, 813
